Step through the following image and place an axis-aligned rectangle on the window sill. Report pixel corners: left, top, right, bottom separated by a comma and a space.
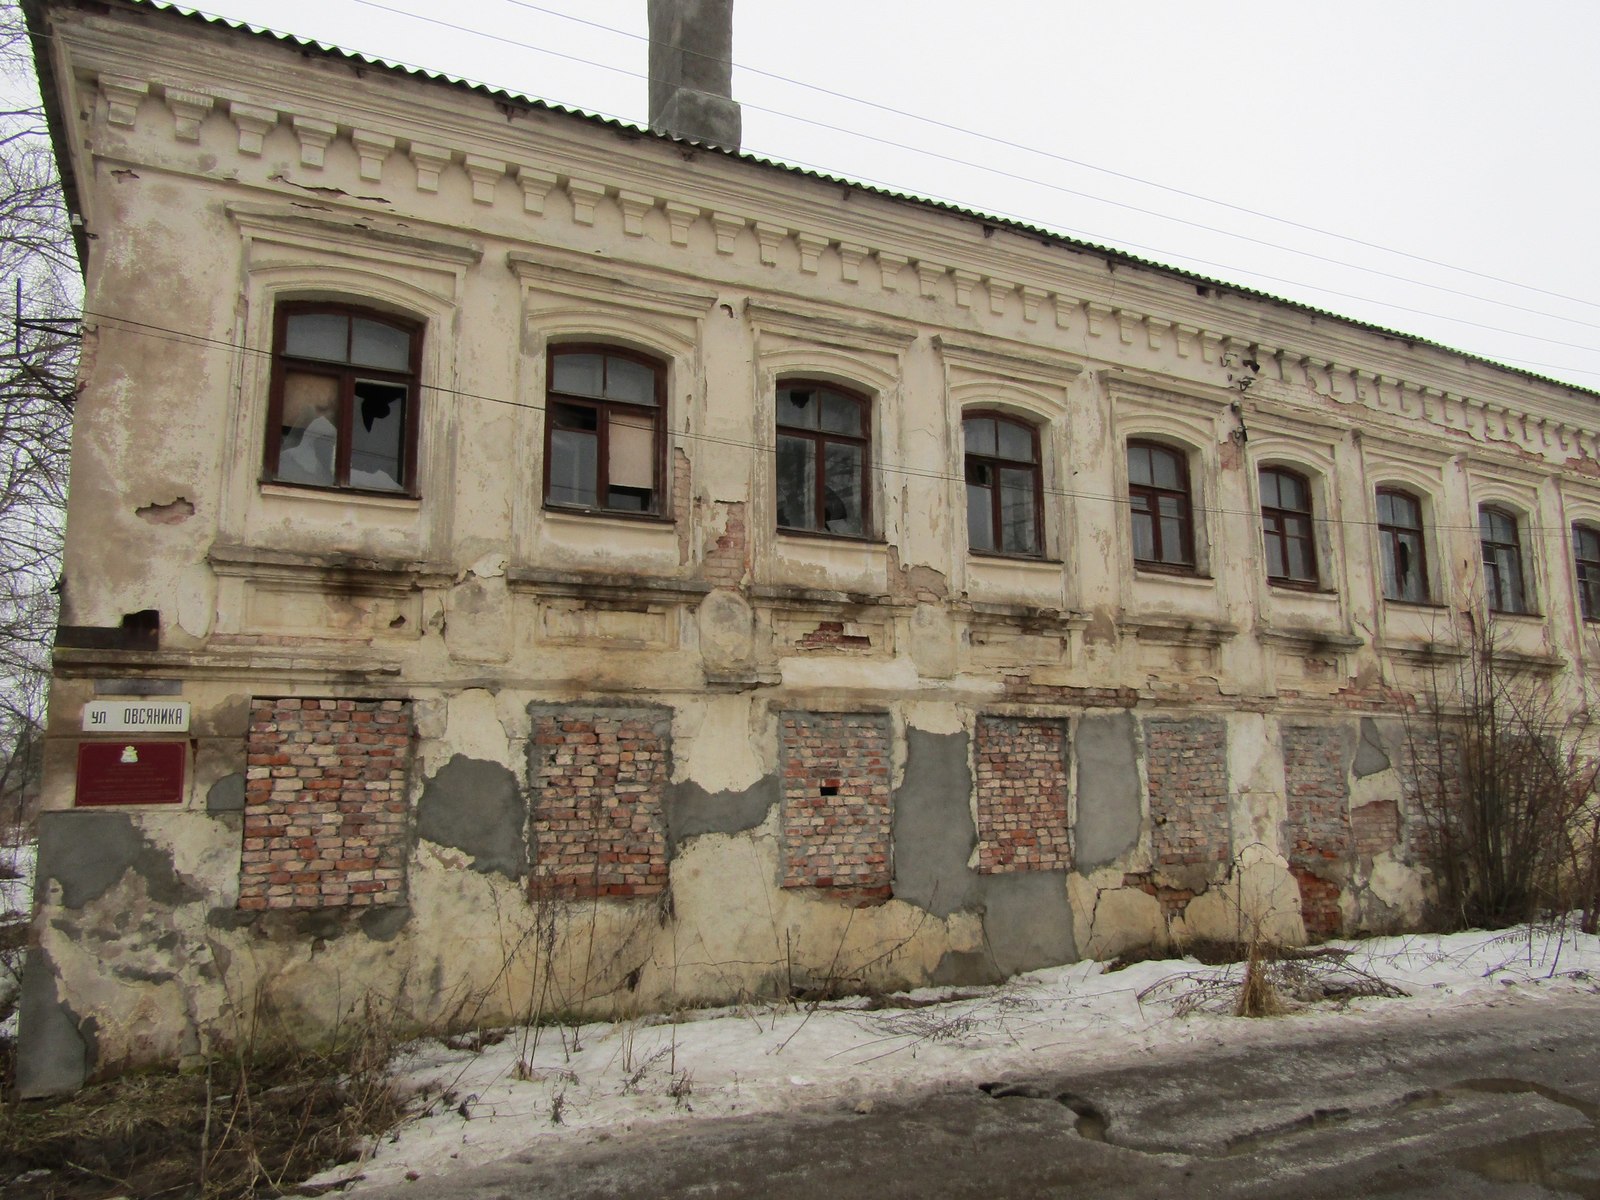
1133, 564, 1211, 584
542, 504, 673, 527
775, 527, 883, 546
1488, 608, 1545, 622
259, 482, 420, 511
1266, 579, 1334, 595
1382, 598, 1447, 610
969, 549, 1058, 565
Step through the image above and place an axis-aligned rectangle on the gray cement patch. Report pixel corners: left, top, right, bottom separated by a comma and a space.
929, 948, 1004, 988
415, 755, 526, 880
36, 811, 203, 909
15, 949, 91, 1098
1355, 717, 1391, 778
206, 772, 245, 813
980, 871, 1076, 976
664, 776, 777, 852
891, 729, 981, 918
1074, 712, 1141, 872
360, 903, 412, 942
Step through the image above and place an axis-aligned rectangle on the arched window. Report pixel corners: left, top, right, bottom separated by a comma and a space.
545, 346, 665, 514
963, 412, 1041, 556
1376, 488, 1429, 603
1126, 440, 1194, 571
1480, 505, 1529, 614
1259, 467, 1317, 587
775, 381, 870, 537
266, 302, 422, 494
1575, 524, 1600, 621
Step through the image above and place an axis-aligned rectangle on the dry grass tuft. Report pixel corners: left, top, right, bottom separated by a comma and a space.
0, 1012, 405, 1199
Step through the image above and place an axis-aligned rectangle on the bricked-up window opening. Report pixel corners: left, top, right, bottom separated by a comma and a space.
1281, 725, 1353, 938
266, 303, 422, 494
240, 698, 411, 910
973, 715, 1070, 873
1127, 440, 1195, 571
1377, 488, 1429, 604
545, 346, 666, 515
776, 381, 870, 537
1480, 505, 1529, 615
1574, 524, 1600, 620
1260, 467, 1318, 588
964, 412, 1042, 557
529, 706, 670, 899
1144, 717, 1232, 873
779, 712, 892, 897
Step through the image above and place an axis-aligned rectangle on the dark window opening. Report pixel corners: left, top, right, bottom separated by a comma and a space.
776, 382, 870, 537
1260, 466, 1318, 587
1377, 488, 1429, 603
1127, 440, 1195, 571
1575, 524, 1600, 621
545, 346, 666, 516
1481, 505, 1529, 614
266, 304, 421, 494
964, 412, 1042, 557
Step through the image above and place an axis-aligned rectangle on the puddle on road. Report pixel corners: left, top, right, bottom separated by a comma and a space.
977, 1082, 1109, 1142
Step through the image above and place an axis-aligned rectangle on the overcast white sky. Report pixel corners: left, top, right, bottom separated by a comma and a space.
159, 1, 1600, 392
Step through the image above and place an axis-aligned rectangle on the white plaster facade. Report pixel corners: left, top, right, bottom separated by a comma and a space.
18, 0, 1600, 1093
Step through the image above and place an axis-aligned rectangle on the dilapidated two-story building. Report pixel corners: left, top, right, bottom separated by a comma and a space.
18, 0, 1600, 1094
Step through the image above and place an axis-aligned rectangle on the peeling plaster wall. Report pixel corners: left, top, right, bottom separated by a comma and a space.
22, 0, 1600, 1092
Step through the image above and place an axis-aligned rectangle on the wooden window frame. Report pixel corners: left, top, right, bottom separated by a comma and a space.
543, 344, 668, 518
963, 410, 1044, 558
774, 379, 872, 539
1575, 524, 1600, 621
264, 301, 423, 495
1259, 466, 1319, 589
1480, 504, 1530, 615
1377, 487, 1430, 604
1126, 439, 1196, 573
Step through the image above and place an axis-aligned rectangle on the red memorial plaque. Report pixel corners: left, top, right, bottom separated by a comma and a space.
75, 740, 187, 807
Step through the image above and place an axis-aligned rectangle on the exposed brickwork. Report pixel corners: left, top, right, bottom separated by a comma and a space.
1351, 799, 1401, 858
702, 500, 747, 589
796, 621, 872, 650
529, 705, 671, 900
1002, 677, 1138, 708
780, 711, 892, 898
240, 698, 411, 911
1144, 717, 1232, 873
1281, 724, 1352, 937
973, 715, 1071, 873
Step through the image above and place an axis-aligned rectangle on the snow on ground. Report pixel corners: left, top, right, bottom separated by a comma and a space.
317, 923, 1600, 1192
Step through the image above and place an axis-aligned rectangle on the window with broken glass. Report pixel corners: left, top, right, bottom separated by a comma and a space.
545, 346, 665, 515
1480, 505, 1530, 615
775, 381, 869, 537
1377, 488, 1429, 603
963, 413, 1042, 556
1575, 524, 1600, 621
266, 304, 421, 494
1259, 466, 1318, 587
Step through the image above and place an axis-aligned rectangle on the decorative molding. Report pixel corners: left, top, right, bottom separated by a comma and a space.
566, 177, 606, 225
1146, 318, 1168, 352
164, 87, 213, 141
915, 260, 945, 299
227, 101, 276, 155
753, 221, 787, 266
101, 75, 149, 127
1020, 286, 1046, 323
711, 211, 745, 254
351, 129, 395, 181
986, 277, 1012, 316
291, 116, 336, 168
1115, 310, 1137, 346
877, 251, 907, 292
516, 166, 558, 215
1175, 325, 1199, 359
617, 189, 655, 235
463, 155, 505, 205
1084, 301, 1111, 337
410, 142, 451, 192
796, 232, 828, 275
951, 269, 979, 308
663, 200, 699, 246
838, 242, 866, 283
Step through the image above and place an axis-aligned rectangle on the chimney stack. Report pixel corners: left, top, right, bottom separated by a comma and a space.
648, 0, 741, 152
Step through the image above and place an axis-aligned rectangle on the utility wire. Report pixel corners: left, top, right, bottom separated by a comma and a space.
158, 3, 1600, 371
494, 0, 1600, 318
347, 0, 1600, 336
80, 307, 1600, 539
